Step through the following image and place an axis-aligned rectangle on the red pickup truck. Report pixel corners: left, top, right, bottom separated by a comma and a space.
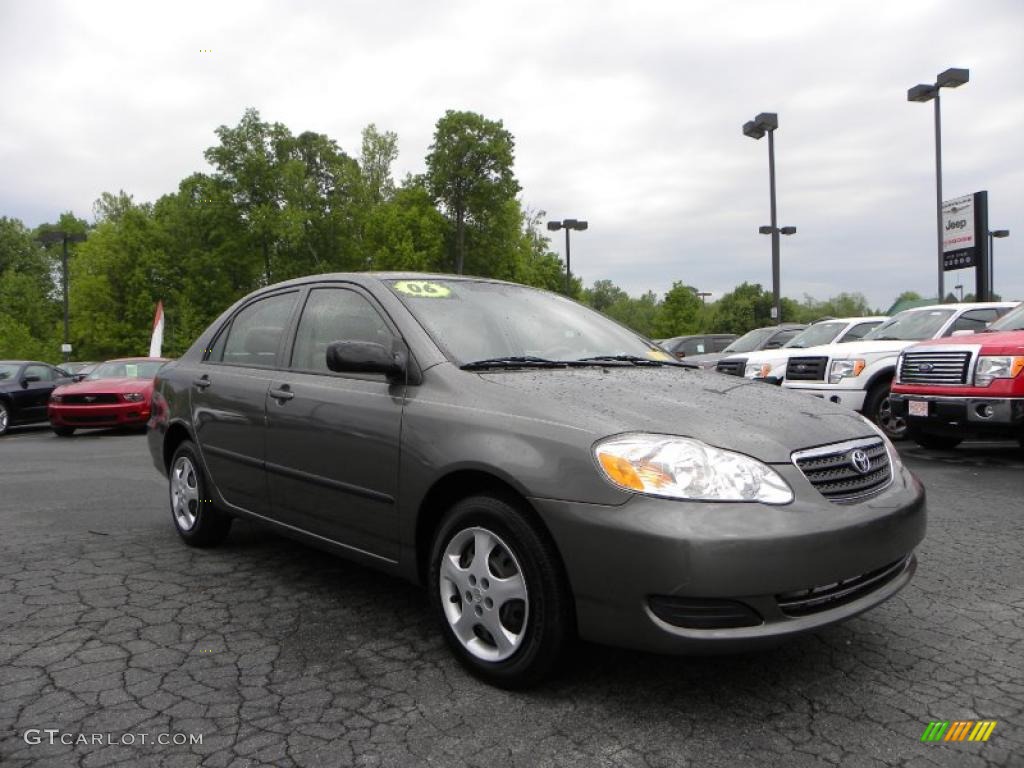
890, 302, 1024, 449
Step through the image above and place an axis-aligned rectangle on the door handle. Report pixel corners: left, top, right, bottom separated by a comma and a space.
269, 386, 294, 402
193, 376, 211, 390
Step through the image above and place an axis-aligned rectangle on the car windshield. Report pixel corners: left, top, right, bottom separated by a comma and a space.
86, 361, 165, 380
861, 309, 955, 341
0, 363, 20, 380
989, 303, 1024, 332
386, 279, 667, 365
783, 322, 847, 349
721, 327, 777, 354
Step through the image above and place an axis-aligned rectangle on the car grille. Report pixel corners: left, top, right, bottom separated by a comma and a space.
792, 437, 892, 503
899, 350, 971, 386
715, 358, 746, 377
62, 394, 119, 405
785, 356, 828, 381
776, 557, 909, 617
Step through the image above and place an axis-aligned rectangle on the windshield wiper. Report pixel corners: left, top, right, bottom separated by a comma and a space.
574, 355, 695, 368
460, 356, 567, 370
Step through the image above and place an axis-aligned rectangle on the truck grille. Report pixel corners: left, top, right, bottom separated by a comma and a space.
899, 350, 971, 386
62, 394, 120, 405
776, 557, 909, 617
792, 438, 892, 503
715, 358, 746, 377
786, 356, 828, 381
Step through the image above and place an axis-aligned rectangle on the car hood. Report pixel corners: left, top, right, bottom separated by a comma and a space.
474, 366, 875, 463
906, 330, 1024, 355
54, 377, 155, 395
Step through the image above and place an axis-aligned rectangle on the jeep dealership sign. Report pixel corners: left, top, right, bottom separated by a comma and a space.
942, 194, 976, 270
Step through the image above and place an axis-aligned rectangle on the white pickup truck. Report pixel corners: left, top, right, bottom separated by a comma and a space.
781, 302, 1017, 438
715, 316, 888, 381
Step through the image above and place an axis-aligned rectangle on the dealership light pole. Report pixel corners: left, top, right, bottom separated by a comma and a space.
36, 230, 87, 362
907, 67, 969, 303
988, 229, 1009, 296
547, 218, 588, 295
743, 112, 796, 325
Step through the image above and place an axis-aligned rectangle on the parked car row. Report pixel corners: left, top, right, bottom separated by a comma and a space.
709, 301, 1021, 446
0, 358, 168, 436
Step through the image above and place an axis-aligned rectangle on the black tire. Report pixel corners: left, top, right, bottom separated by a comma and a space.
909, 429, 962, 451
0, 400, 10, 436
864, 381, 907, 440
428, 493, 573, 689
52, 426, 76, 437
168, 440, 232, 547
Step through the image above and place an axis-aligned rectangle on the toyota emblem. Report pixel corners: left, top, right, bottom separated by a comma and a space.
849, 449, 872, 475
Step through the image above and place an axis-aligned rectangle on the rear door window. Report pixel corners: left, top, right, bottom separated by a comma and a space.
944, 308, 1001, 335
214, 292, 299, 368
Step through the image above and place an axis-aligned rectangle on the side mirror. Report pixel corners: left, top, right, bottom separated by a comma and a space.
22, 374, 41, 386
73, 373, 88, 382
326, 341, 405, 379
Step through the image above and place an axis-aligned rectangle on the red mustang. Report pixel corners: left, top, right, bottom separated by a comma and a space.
49, 357, 170, 436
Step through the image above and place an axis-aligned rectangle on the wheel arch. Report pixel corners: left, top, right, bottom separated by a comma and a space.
162, 420, 195, 471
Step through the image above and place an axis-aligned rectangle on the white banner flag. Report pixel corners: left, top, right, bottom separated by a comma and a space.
149, 301, 164, 358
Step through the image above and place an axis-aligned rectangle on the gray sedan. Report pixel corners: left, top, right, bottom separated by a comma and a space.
147, 274, 926, 688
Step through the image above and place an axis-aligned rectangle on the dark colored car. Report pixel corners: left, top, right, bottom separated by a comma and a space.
0, 361, 73, 435
49, 357, 169, 436
660, 334, 738, 360
148, 274, 926, 687
62, 361, 98, 381
686, 324, 807, 370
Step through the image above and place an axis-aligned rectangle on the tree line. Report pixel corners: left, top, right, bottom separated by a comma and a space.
1, 107, 899, 361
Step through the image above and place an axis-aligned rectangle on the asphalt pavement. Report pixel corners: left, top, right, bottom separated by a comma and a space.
0, 425, 1021, 768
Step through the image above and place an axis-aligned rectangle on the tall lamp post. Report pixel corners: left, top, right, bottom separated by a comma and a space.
546, 218, 588, 295
743, 112, 796, 325
907, 67, 969, 303
37, 230, 87, 362
988, 229, 1009, 297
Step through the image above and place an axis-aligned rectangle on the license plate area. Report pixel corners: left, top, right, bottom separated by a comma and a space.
908, 400, 929, 417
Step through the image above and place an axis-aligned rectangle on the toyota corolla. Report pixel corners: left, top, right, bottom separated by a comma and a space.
147, 274, 926, 687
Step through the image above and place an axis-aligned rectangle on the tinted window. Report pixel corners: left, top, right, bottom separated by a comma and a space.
841, 321, 882, 342
218, 292, 299, 368
783, 322, 847, 349
0, 364, 20, 380
681, 339, 706, 356
722, 327, 777, 354
944, 308, 1001, 336
863, 309, 954, 341
710, 337, 735, 352
990, 303, 1024, 332
763, 329, 802, 349
291, 288, 393, 372
24, 364, 52, 381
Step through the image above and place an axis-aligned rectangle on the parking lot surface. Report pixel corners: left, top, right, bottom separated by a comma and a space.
1, 427, 1021, 768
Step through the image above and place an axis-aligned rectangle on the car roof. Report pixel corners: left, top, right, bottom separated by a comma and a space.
812, 316, 889, 323
901, 302, 1017, 312
0, 360, 54, 366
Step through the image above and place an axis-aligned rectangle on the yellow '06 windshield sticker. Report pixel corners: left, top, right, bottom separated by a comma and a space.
393, 280, 452, 298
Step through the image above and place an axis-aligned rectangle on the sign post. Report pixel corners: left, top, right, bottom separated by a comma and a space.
941, 191, 990, 301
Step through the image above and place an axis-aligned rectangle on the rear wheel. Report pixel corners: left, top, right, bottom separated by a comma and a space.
865, 381, 906, 440
169, 441, 232, 547
428, 494, 572, 689
52, 426, 75, 437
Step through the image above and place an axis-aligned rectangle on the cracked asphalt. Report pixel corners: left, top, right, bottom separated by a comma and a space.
0, 426, 1021, 768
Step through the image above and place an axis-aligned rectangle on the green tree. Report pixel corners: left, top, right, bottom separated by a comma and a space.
582, 279, 628, 312
425, 110, 520, 275
363, 182, 448, 271
360, 123, 399, 204
0, 217, 61, 359
654, 282, 702, 337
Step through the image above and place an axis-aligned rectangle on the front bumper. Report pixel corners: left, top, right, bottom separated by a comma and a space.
782, 385, 867, 412
49, 403, 151, 428
890, 393, 1024, 438
531, 463, 925, 654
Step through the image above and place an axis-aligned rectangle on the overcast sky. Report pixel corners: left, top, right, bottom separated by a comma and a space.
2, 0, 1022, 310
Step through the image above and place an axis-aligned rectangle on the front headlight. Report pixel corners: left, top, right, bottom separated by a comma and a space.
974, 356, 1024, 387
829, 359, 866, 384
594, 434, 793, 504
745, 363, 771, 379
122, 392, 145, 402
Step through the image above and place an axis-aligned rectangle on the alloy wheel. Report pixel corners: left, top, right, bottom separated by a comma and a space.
0, 404, 8, 435
170, 455, 200, 531
439, 526, 529, 662
876, 394, 906, 439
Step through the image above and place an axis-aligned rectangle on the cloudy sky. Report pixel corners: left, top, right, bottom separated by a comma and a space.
2, 0, 1022, 310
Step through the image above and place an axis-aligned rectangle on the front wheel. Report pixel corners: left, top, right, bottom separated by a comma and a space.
865, 381, 907, 440
169, 441, 232, 547
0, 401, 9, 436
428, 494, 572, 689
